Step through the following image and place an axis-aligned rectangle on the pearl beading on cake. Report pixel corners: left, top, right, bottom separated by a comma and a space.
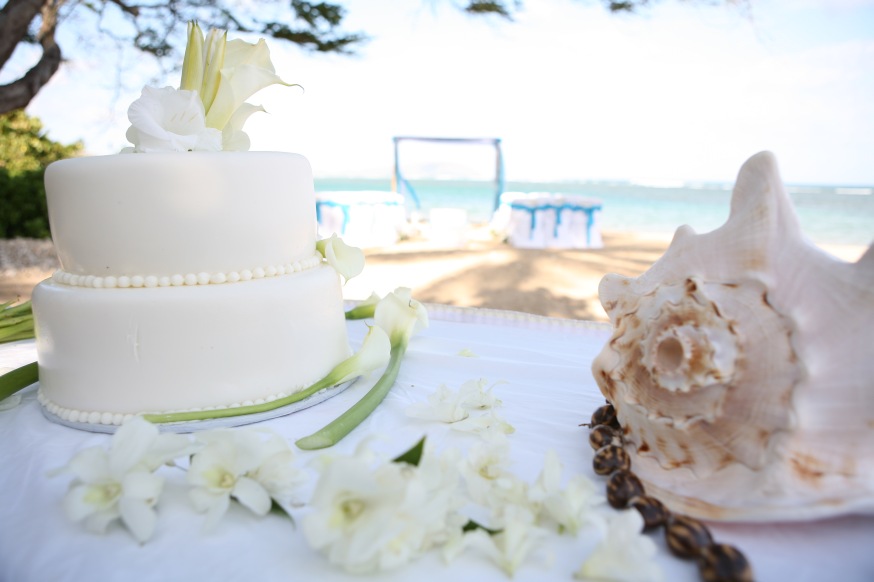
50, 253, 324, 289
37, 386, 300, 426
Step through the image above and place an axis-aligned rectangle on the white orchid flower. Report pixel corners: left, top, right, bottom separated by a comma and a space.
449, 408, 515, 438
303, 442, 460, 573
56, 416, 194, 543
188, 429, 306, 529
374, 287, 429, 347
125, 86, 223, 153
575, 510, 664, 582
316, 234, 366, 283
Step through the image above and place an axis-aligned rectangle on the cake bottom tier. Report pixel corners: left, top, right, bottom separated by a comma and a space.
32, 264, 351, 425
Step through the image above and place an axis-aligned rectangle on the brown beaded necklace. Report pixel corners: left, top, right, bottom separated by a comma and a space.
584, 402, 755, 582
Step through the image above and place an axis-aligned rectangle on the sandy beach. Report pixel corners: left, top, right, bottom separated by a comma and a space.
1, 230, 867, 323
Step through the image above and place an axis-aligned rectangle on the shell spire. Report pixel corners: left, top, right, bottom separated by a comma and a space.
592, 151, 874, 521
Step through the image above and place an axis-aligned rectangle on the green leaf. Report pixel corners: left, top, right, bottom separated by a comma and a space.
392, 436, 426, 466
462, 519, 502, 536
269, 500, 296, 526
0, 361, 38, 401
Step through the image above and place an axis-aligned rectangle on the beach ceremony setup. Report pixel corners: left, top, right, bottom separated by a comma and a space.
1, 1, 873, 581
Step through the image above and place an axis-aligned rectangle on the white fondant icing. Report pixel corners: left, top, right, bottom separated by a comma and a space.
45, 153, 318, 277
34, 265, 351, 417
33, 152, 352, 420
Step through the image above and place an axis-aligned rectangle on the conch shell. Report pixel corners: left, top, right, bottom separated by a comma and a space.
592, 151, 874, 521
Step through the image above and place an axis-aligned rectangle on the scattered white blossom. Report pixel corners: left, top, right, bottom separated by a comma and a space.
575, 510, 664, 582
450, 408, 515, 439
55, 416, 195, 542
464, 504, 548, 577
530, 450, 608, 535
457, 348, 478, 358
405, 378, 507, 433
188, 428, 307, 530
302, 443, 461, 574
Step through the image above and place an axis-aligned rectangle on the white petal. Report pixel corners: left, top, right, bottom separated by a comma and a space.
109, 416, 159, 475
232, 476, 272, 516
63, 484, 101, 522
122, 471, 163, 502
66, 447, 110, 483
119, 497, 158, 543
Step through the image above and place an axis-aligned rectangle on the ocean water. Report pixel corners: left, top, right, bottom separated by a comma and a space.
314, 178, 874, 247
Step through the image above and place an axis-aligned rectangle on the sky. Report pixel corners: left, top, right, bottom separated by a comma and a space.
6, 0, 874, 185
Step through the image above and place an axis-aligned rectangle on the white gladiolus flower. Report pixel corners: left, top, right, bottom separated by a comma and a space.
316, 234, 365, 283
405, 384, 470, 423
449, 408, 515, 438
125, 86, 222, 153
56, 416, 194, 543
465, 505, 547, 577
575, 510, 664, 582
406, 378, 503, 424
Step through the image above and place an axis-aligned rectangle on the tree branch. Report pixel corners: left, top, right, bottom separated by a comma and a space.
0, 0, 63, 114
0, 0, 46, 67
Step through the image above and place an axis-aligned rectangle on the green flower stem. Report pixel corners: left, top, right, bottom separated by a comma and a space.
344, 303, 376, 320
295, 341, 407, 450
143, 372, 342, 424
0, 301, 34, 344
0, 361, 38, 401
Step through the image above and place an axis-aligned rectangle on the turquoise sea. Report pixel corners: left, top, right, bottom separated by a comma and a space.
314, 178, 874, 247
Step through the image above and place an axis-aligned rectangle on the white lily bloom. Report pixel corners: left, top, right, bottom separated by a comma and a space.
374, 287, 429, 347
529, 450, 607, 535
58, 416, 193, 542
575, 510, 664, 582
326, 325, 391, 386
205, 37, 290, 133
316, 234, 365, 283
130, 23, 291, 153
188, 428, 306, 529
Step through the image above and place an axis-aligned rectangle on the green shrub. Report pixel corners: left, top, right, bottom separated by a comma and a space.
0, 110, 82, 239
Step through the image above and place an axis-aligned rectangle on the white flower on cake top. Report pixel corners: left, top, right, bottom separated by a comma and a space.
124, 22, 292, 153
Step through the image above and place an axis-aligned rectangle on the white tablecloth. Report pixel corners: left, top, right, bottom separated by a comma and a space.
0, 305, 871, 582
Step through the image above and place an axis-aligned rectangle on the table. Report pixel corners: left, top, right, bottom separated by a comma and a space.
1, 305, 871, 582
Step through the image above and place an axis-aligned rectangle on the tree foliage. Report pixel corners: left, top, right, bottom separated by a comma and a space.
0, 110, 82, 238
0, 0, 749, 115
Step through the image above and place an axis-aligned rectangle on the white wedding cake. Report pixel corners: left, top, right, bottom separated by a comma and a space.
32, 152, 352, 425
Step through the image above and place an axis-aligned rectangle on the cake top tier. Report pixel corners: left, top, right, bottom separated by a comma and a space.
46, 152, 317, 279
